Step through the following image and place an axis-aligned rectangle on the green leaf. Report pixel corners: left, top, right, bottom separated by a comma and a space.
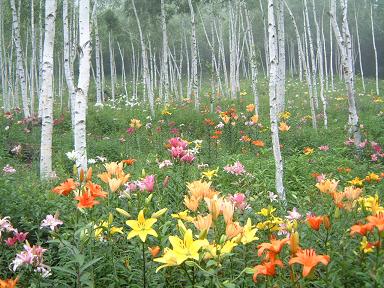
51, 266, 77, 277
80, 257, 103, 274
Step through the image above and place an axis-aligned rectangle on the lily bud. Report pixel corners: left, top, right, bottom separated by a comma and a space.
334, 207, 340, 219
177, 220, 187, 236
290, 231, 300, 255
115, 208, 131, 218
163, 176, 170, 188
79, 169, 85, 183
108, 212, 114, 225
323, 216, 331, 230
198, 229, 208, 240
145, 194, 153, 204
86, 167, 93, 182
73, 164, 78, 178
151, 208, 168, 219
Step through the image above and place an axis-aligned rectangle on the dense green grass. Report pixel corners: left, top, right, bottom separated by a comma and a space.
0, 77, 383, 287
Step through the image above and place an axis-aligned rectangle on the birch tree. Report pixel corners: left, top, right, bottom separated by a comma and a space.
312, 0, 327, 128
132, 0, 154, 116
276, 0, 286, 114
63, 0, 77, 128
188, 0, 199, 110
370, 4, 379, 96
329, 0, 361, 146
74, 0, 92, 171
268, 0, 285, 201
285, 1, 317, 130
161, 0, 169, 102
244, 7, 259, 115
92, 0, 103, 105
10, 0, 30, 118
39, 0, 57, 179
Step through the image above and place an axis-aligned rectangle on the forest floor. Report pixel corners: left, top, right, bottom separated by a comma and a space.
1, 78, 384, 287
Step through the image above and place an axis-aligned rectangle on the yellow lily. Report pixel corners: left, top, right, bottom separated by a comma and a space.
126, 210, 158, 242
154, 229, 208, 271
240, 218, 259, 245
201, 167, 219, 180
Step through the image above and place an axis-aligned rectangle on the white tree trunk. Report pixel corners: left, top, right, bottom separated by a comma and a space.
10, 0, 30, 118
108, 32, 115, 102
188, 0, 199, 110
39, 0, 57, 179
304, 0, 318, 110
30, 0, 36, 115
370, 5, 379, 96
330, 0, 361, 146
74, 0, 91, 171
311, 0, 327, 128
285, 0, 317, 130
0, 1, 10, 112
268, 0, 285, 201
354, 9, 365, 92
259, 0, 269, 76
244, 7, 259, 115
161, 0, 169, 102
63, 0, 77, 129
276, 0, 286, 114
92, 0, 103, 105
132, 0, 154, 116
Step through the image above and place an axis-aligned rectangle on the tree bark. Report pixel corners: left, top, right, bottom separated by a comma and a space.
268, 0, 285, 201
10, 0, 30, 118
329, 0, 361, 146
39, 0, 57, 179
74, 0, 92, 171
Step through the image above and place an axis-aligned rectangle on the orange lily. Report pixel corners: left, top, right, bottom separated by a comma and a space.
75, 192, 100, 209
253, 258, 283, 282
52, 179, 78, 196
0, 277, 18, 288
289, 249, 330, 277
366, 212, 384, 231
306, 214, 323, 231
350, 223, 374, 236
86, 182, 107, 198
122, 159, 136, 166
257, 238, 289, 257
148, 246, 161, 257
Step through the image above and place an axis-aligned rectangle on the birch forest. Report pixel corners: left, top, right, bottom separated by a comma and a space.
0, 0, 384, 287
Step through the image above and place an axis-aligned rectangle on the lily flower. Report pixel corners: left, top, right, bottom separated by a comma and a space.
126, 210, 157, 242
289, 249, 330, 277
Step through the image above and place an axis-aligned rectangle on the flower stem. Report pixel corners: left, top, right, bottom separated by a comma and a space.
142, 242, 146, 288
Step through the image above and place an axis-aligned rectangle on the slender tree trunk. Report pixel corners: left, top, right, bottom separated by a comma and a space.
276, 0, 286, 114
74, 0, 91, 171
161, 0, 169, 102
370, 4, 379, 96
244, 7, 259, 115
268, 0, 285, 201
188, 0, 199, 110
132, 0, 154, 116
30, 0, 36, 115
92, 0, 103, 105
354, 8, 365, 92
39, 0, 57, 179
304, 0, 318, 110
108, 32, 115, 102
259, 0, 269, 76
63, 0, 77, 129
330, 0, 361, 146
285, 0, 317, 130
10, 0, 30, 118
312, 0, 327, 128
